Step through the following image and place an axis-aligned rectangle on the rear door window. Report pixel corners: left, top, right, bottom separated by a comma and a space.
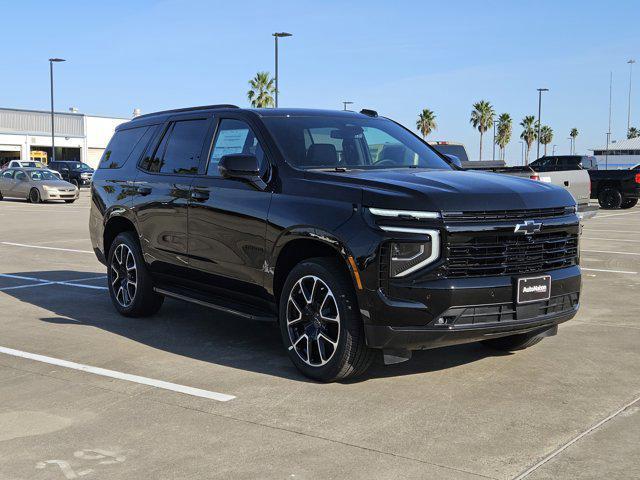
100, 126, 154, 169
143, 119, 209, 174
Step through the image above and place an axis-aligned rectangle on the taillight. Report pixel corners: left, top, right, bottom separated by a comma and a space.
635, 173, 640, 184
530, 175, 540, 181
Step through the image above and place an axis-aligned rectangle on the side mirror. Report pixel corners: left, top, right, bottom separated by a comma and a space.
444, 154, 462, 168
219, 154, 261, 179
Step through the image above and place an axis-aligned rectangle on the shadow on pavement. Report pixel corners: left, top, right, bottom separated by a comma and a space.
3, 270, 508, 383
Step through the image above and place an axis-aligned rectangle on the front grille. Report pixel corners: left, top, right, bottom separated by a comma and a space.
445, 231, 579, 277
437, 292, 579, 326
378, 243, 391, 292
442, 207, 567, 222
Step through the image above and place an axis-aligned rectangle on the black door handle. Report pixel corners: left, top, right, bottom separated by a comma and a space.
564, 181, 569, 187
190, 190, 210, 201
136, 186, 152, 195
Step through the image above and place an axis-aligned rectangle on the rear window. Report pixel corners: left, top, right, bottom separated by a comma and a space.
100, 126, 154, 169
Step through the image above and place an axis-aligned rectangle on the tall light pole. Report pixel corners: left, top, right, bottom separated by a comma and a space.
342, 101, 353, 111
49, 58, 66, 163
607, 71, 613, 169
492, 120, 498, 160
567, 137, 573, 155
519, 140, 524, 166
536, 88, 549, 160
627, 59, 635, 135
272, 32, 292, 108
552, 144, 557, 155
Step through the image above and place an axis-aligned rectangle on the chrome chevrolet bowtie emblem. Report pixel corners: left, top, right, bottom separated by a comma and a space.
514, 220, 542, 235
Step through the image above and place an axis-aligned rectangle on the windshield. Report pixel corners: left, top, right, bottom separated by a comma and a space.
20, 161, 44, 168
262, 115, 452, 170
67, 162, 91, 171
28, 170, 60, 181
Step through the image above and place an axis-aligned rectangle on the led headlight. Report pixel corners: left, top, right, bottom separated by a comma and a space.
368, 208, 440, 220
387, 230, 441, 277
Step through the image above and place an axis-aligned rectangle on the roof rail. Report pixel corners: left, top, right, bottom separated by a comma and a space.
133, 104, 239, 120
360, 109, 378, 118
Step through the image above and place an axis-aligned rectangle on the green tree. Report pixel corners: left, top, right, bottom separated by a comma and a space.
470, 100, 495, 161
495, 113, 512, 161
569, 127, 579, 154
628, 127, 639, 139
247, 72, 275, 108
539, 125, 554, 156
520, 115, 537, 164
416, 108, 437, 139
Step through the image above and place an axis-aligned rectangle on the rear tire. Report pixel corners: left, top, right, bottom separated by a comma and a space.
482, 328, 550, 351
598, 187, 622, 209
620, 198, 638, 209
28, 188, 41, 204
278, 257, 374, 382
107, 231, 164, 317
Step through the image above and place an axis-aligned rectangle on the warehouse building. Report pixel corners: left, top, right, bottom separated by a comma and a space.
0, 107, 132, 169
591, 137, 640, 169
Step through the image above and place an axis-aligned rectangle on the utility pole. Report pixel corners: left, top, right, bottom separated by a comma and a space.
48, 58, 66, 163
342, 101, 353, 111
627, 59, 635, 136
272, 32, 292, 108
607, 71, 613, 169
536, 88, 549, 160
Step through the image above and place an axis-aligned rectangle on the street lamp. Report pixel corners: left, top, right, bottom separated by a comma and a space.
536, 88, 549, 160
342, 101, 353, 111
627, 59, 635, 135
49, 58, 66, 163
492, 120, 499, 160
272, 32, 292, 108
567, 137, 573, 155
519, 140, 524, 166
552, 144, 557, 155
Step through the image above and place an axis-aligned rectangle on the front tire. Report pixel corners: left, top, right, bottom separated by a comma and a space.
107, 231, 163, 317
29, 188, 41, 204
620, 198, 638, 209
279, 258, 374, 382
598, 187, 622, 209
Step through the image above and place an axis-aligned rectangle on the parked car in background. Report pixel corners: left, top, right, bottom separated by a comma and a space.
0, 168, 79, 203
589, 163, 640, 209
48, 161, 94, 187
1, 160, 62, 179
90, 105, 582, 381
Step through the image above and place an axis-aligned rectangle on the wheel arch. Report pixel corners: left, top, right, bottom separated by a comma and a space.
270, 229, 361, 308
103, 214, 138, 259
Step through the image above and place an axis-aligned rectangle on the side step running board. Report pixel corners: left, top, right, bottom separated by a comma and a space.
154, 287, 276, 322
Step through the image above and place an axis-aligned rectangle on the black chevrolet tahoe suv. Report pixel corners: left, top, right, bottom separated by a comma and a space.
89, 105, 581, 381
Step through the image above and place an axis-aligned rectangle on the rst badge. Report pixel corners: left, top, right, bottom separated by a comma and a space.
514, 220, 542, 235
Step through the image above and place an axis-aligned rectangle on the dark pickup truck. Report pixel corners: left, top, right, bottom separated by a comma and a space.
589, 163, 640, 209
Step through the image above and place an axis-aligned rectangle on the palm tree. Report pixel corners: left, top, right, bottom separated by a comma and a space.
628, 127, 639, 139
520, 115, 537, 164
495, 113, 512, 161
247, 72, 275, 108
416, 108, 437, 139
569, 128, 579, 154
470, 100, 495, 160
539, 125, 554, 156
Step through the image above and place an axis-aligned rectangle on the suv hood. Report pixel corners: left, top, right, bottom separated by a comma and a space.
322, 168, 576, 211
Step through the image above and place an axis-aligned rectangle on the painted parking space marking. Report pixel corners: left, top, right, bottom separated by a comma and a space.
581, 267, 638, 275
0, 346, 236, 402
581, 237, 640, 243
592, 210, 640, 218
0, 273, 107, 291
583, 229, 640, 234
1, 242, 93, 254
581, 249, 640, 256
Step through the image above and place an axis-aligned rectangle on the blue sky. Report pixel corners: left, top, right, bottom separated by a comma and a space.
3, 0, 639, 163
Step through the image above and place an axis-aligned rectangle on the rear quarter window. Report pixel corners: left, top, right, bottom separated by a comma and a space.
99, 126, 155, 169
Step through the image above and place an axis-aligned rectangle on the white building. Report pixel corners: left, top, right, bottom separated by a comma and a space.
591, 137, 640, 169
0, 107, 132, 169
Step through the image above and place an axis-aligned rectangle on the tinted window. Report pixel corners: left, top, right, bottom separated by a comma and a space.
2, 170, 14, 179
208, 119, 266, 176
15, 171, 27, 181
100, 126, 153, 169
145, 119, 208, 174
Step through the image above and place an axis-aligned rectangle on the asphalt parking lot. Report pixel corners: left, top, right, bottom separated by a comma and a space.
1, 192, 639, 480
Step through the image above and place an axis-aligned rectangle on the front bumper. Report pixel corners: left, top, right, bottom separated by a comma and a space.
360, 265, 581, 350
42, 189, 80, 201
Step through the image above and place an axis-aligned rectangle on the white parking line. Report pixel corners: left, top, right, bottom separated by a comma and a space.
0, 273, 107, 291
1, 242, 93, 254
593, 211, 640, 218
583, 229, 639, 234
581, 268, 638, 274
582, 249, 640, 256
0, 346, 235, 402
582, 237, 640, 243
